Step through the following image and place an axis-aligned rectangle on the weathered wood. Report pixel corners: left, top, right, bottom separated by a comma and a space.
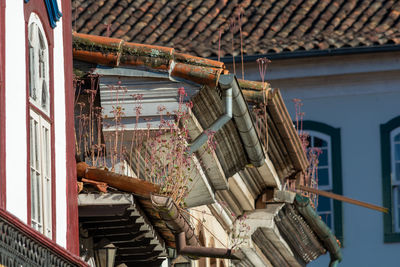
298, 185, 388, 213
77, 162, 160, 199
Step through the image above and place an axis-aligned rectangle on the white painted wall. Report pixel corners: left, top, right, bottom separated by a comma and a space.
5, 0, 27, 222
54, 9, 67, 248
231, 51, 400, 266
4, 0, 69, 248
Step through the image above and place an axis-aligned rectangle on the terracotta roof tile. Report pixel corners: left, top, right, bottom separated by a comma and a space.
72, 0, 400, 57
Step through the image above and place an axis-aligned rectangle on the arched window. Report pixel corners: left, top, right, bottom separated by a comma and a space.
28, 13, 52, 238
303, 121, 343, 243
381, 116, 400, 242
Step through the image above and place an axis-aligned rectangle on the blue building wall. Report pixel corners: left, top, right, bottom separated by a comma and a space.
235, 51, 400, 266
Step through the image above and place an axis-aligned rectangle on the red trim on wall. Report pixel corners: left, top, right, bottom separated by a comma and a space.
0, 0, 6, 210
61, 0, 80, 255
0, 209, 88, 266
24, 0, 56, 242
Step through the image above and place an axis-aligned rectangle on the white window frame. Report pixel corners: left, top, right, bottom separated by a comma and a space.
307, 130, 334, 230
390, 127, 400, 233
28, 13, 52, 238
28, 13, 50, 115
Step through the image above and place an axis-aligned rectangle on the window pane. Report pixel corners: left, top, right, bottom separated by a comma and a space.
314, 136, 327, 147
323, 213, 332, 229
30, 119, 34, 166
396, 144, 400, 161
319, 148, 328, 166
41, 81, 47, 110
36, 171, 42, 224
318, 167, 329, 186
398, 206, 400, 230
44, 127, 50, 176
395, 187, 400, 231
396, 163, 400, 182
317, 195, 332, 212
395, 133, 400, 142
30, 169, 36, 221
34, 120, 39, 169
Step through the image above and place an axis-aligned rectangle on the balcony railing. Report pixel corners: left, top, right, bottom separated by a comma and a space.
0, 210, 86, 267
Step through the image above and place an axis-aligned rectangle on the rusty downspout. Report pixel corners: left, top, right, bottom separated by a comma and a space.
151, 195, 242, 260
188, 86, 232, 154
175, 232, 240, 260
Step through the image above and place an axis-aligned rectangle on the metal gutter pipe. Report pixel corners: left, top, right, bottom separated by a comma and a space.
188, 87, 232, 154
151, 195, 242, 260
219, 74, 265, 167
175, 232, 240, 260
294, 195, 342, 266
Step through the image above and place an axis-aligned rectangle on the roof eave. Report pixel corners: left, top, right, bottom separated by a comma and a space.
217, 44, 400, 63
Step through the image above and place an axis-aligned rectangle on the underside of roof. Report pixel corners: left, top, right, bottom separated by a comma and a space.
191, 85, 247, 177
78, 193, 168, 266
235, 194, 341, 267
72, 32, 308, 181
72, 0, 400, 58
77, 164, 341, 267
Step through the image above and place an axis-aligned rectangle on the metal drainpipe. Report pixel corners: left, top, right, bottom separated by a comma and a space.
329, 259, 339, 267
188, 87, 232, 154
175, 232, 240, 260
219, 74, 265, 167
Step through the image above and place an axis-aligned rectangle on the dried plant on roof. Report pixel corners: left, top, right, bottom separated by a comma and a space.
288, 98, 321, 208
75, 77, 212, 207
253, 57, 271, 155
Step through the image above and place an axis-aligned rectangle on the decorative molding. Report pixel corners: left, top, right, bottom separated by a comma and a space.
25, 0, 62, 28
302, 120, 344, 245
380, 115, 400, 243
0, 209, 87, 266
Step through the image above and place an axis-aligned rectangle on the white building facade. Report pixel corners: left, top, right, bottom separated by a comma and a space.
1, 0, 82, 264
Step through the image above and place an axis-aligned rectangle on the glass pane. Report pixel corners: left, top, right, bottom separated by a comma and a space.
324, 213, 332, 229
319, 148, 328, 166
36, 172, 42, 224
306, 135, 311, 148
398, 206, 400, 230
44, 127, 50, 176
395, 187, 400, 231
30, 119, 34, 166
29, 47, 35, 100
41, 81, 47, 110
317, 195, 332, 212
34, 120, 39, 170
39, 31, 45, 50
395, 133, 400, 142
314, 136, 327, 147
396, 163, 400, 181
395, 144, 400, 161
318, 167, 330, 186
30, 169, 36, 221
